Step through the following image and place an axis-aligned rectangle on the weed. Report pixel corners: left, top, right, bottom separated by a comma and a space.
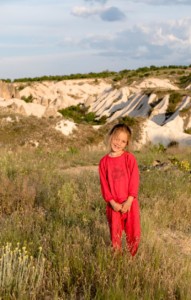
0, 243, 44, 298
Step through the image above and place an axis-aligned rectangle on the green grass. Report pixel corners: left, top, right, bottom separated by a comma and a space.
0, 145, 190, 299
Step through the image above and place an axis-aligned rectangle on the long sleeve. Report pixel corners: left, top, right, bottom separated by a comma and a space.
127, 154, 139, 198
99, 152, 140, 204
99, 158, 113, 202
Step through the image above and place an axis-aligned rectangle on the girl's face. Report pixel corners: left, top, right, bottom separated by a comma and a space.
110, 131, 129, 155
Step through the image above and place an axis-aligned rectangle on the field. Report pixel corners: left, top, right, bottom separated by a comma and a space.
0, 142, 191, 299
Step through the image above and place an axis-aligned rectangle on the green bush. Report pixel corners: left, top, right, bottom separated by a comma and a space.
21, 94, 33, 103
166, 92, 182, 114
59, 104, 106, 125
184, 128, 191, 134
119, 116, 138, 127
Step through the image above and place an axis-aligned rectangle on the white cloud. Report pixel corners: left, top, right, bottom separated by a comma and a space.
70, 17, 191, 65
71, 6, 103, 17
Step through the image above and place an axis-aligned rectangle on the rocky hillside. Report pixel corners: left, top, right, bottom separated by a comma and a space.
0, 70, 191, 148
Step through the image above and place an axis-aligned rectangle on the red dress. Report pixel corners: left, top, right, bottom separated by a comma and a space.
99, 151, 141, 256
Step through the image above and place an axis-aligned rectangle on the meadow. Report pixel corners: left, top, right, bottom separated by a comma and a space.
0, 144, 191, 299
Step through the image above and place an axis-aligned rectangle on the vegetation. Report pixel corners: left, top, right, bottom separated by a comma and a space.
119, 116, 139, 127
0, 78, 12, 83
21, 94, 34, 103
166, 92, 183, 114
179, 73, 191, 88
0, 141, 190, 299
185, 128, 191, 135
0, 64, 188, 84
0, 64, 191, 298
12, 70, 117, 83
0, 243, 44, 297
58, 104, 107, 125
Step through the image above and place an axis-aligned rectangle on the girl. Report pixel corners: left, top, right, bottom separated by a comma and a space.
99, 123, 140, 256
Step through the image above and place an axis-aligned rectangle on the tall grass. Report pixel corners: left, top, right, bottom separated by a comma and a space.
0, 146, 190, 299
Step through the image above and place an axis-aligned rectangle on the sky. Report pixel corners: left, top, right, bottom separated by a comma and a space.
0, 0, 191, 79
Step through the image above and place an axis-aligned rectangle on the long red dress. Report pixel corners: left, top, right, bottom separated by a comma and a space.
99, 151, 141, 256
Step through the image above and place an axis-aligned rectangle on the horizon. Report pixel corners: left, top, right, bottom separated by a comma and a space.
1, 64, 190, 82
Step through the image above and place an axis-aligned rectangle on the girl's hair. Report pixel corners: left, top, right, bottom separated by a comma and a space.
109, 123, 132, 138
106, 123, 132, 150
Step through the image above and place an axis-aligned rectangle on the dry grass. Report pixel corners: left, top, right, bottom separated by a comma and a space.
0, 143, 190, 299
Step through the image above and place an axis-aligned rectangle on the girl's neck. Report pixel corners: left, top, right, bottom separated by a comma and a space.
109, 150, 125, 157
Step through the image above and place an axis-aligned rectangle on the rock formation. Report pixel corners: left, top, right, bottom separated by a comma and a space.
0, 77, 190, 147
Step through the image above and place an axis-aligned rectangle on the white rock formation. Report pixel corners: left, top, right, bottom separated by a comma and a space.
0, 77, 189, 147
141, 118, 191, 147
55, 120, 77, 136
0, 98, 59, 118
149, 95, 169, 125
134, 77, 179, 90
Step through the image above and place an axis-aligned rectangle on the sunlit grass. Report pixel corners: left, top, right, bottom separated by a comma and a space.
0, 146, 190, 299
0, 243, 44, 299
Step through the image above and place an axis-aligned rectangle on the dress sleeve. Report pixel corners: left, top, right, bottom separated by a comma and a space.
99, 158, 113, 202
127, 154, 139, 199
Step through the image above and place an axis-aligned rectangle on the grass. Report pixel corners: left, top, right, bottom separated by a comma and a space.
0, 243, 44, 298
0, 144, 191, 299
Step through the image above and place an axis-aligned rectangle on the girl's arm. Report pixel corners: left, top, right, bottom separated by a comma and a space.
110, 200, 122, 212
99, 159, 122, 212
99, 159, 114, 203
121, 154, 140, 213
127, 154, 139, 199
121, 196, 134, 213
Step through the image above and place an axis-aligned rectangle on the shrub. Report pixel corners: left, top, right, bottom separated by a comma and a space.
184, 128, 191, 134
0, 243, 44, 298
59, 104, 106, 125
169, 156, 191, 172
151, 143, 166, 153
166, 92, 182, 114
21, 94, 33, 103
167, 140, 179, 148
119, 116, 138, 127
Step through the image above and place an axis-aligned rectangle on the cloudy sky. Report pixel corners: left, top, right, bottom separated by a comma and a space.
0, 0, 191, 79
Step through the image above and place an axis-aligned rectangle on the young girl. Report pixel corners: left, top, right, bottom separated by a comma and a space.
99, 123, 140, 256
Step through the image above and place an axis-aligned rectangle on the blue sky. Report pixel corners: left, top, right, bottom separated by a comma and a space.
0, 0, 191, 79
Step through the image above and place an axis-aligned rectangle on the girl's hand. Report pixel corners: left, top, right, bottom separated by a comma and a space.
121, 197, 134, 213
110, 200, 122, 212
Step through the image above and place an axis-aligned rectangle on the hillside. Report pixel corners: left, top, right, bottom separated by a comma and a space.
0, 67, 191, 299
0, 66, 191, 149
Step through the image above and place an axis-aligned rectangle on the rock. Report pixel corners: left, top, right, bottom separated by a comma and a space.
55, 120, 77, 136
0, 81, 19, 99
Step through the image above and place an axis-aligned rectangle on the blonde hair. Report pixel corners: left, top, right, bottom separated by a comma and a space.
106, 123, 132, 150
109, 123, 132, 138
